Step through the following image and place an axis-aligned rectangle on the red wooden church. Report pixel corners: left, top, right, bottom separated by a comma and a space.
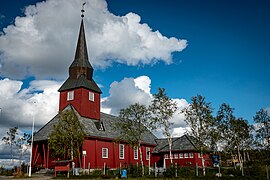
32, 12, 210, 170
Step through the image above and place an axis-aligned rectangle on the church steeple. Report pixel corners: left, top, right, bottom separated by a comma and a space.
58, 8, 101, 93
58, 5, 101, 120
69, 19, 93, 80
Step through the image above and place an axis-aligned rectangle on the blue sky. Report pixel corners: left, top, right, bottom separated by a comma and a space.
106, 0, 270, 121
0, 0, 269, 132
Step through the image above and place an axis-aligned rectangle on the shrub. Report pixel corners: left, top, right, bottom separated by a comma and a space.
91, 169, 102, 178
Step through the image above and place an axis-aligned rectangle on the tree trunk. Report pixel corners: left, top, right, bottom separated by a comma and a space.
168, 137, 173, 165
201, 146, 206, 176
19, 148, 23, 167
219, 152, 222, 166
247, 151, 250, 161
232, 153, 236, 169
71, 141, 74, 176
139, 145, 144, 176
237, 146, 244, 176
11, 142, 14, 166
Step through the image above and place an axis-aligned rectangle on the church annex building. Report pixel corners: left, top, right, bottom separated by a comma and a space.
32, 13, 211, 170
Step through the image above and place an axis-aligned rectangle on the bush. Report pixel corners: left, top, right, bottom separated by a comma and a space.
128, 163, 142, 177
107, 169, 119, 178
90, 169, 102, 178
178, 166, 196, 177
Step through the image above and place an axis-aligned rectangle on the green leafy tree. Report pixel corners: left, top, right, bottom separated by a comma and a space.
182, 95, 213, 176
215, 103, 235, 151
231, 118, 250, 176
48, 110, 85, 161
253, 108, 270, 150
216, 103, 251, 176
150, 88, 177, 164
116, 103, 152, 176
2, 127, 18, 165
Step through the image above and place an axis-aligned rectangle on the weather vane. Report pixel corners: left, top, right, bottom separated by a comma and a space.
81, 2, 86, 18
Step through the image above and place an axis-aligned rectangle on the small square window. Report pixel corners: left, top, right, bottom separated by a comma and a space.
174, 154, 178, 159
102, 148, 108, 158
179, 153, 183, 158
198, 153, 202, 158
89, 92, 94, 101
67, 91, 74, 101
189, 153, 194, 158
184, 153, 189, 158
164, 154, 168, 159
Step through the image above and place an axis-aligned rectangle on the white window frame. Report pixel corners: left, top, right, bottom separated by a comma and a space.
119, 144, 124, 159
89, 92, 94, 102
198, 153, 202, 158
179, 153, 183, 158
134, 146, 138, 160
174, 153, 178, 159
102, 148, 108, 158
184, 153, 189, 158
146, 147, 150, 160
189, 153, 194, 158
67, 91, 74, 101
164, 154, 168, 159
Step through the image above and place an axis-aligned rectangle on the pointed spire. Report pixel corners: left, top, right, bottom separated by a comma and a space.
71, 19, 92, 68
69, 3, 93, 80
59, 4, 101, 94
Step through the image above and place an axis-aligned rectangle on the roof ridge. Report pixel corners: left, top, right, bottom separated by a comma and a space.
156, 136, 182, 152
184, 134, 199, 151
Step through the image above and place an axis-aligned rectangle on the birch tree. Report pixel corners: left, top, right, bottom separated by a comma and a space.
230, 118, 250, 176
2, 126, 18, 166
16, 133, 30, 166
216, 103, 251, 176
116, 103, 152, 176
253, 108, 270, 150
182, 95, 213, 176
150, 88, 177, 165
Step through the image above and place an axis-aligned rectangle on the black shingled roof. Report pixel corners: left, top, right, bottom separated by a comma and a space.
153, 135, 200, 153
58, 75, 102, 93
71, 19, 92, 69
33, 105, 157, 145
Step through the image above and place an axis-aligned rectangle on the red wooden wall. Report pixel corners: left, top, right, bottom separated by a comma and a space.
82, 138, 155, 169
59, 88, 100, 120
33, 139, 156, 169
162, 152, 211, 167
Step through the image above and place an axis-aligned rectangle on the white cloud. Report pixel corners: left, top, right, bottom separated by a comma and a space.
101, 76, 152, 115
134, 75, 152, 96
172, 127, 190, 137
0, 78, 61, 130
170, 98, 189, 128
0, 0, 187, 80
101, 75, 189, 136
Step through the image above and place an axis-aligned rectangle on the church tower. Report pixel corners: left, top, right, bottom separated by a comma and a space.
58, 10, 102, 120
